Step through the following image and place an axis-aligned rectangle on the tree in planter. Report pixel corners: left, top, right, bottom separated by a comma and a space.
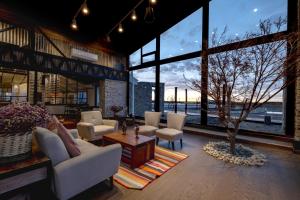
188, 18, 299, 157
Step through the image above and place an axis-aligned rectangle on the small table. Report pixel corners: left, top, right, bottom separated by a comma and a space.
103, 132, 155, 168
0, 151, 51, 199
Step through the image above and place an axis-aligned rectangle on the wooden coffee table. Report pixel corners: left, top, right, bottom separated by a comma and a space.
103, 132, 155, 168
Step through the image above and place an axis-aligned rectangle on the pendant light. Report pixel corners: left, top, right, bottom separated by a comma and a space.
131, 10, 137, 21
71, 19, 78, 30
144, 6, 155, 23
82, 1, 89, 16
118, 23, 124, 33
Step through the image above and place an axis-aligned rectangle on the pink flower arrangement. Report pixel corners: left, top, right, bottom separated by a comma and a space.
0, 102, 52, 135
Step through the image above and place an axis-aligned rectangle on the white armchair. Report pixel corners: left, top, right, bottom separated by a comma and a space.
139, 111, 161, 137
77, 111, 118, 141
155, 113, 186, 150
35, 127, 122, 200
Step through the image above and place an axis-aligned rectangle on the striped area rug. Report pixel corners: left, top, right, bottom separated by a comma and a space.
114, 146, 189, 190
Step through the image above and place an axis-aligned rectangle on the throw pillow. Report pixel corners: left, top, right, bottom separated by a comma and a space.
57, 122, 81, 157
47, 115, 61, 133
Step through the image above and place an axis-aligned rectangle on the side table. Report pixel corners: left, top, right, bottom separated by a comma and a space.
0, 151, 51, 199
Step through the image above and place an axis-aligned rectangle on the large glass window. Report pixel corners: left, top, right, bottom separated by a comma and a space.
209, 0, 287, 46
129, 49, 141, 67
207, 41, 285, 135
160, 58, 201, 124
160, 8, 202, 59
142, 39, 156, 54
129, 67, 156, 117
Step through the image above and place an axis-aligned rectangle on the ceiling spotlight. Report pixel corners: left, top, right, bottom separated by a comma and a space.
118, 23, 124, 33
71, 19, 78, 30
150, 0, 157, 4
131, 10, 137, 21
82, 2, 89, 15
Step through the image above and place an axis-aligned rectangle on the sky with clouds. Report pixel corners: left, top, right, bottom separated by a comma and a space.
130, 0, 287, 102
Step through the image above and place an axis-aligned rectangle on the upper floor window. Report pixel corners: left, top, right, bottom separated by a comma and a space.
209, 0, 287, 47
160, 8, 202, 59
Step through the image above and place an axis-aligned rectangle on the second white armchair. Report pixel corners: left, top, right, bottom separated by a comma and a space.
77, 111, 118, 141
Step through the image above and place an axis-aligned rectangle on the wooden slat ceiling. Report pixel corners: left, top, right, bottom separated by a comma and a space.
0, 0, 205, 54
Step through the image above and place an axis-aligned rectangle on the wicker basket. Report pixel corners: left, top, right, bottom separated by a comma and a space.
0, 131, 32, 165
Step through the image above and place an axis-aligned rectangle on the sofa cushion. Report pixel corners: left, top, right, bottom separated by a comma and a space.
139, 125, 158, 136
75, 139, 99, 154
35, 127, 70, 166
155, 128, 183, 141
57, 123, 81, 157
81, 111, 103, 125
93, 125, 114, 136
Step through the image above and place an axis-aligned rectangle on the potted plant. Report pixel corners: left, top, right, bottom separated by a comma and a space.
110, 105, 123, 119
0, 102, 51, 164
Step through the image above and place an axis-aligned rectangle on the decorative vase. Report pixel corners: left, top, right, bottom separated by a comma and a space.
122, 121, 127, 135
0, 131, 32, 165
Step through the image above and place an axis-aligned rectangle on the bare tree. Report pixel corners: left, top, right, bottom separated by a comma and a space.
188, 18, 299, 154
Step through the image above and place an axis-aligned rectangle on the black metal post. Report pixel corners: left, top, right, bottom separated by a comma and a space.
76, 81, 79, 104
155, 35, 160, 112
33, 71, 38, 104
54, 75, 57, 104
286, 0, 298, 137
185, 89, 188, 114
94, 82, 98, 107
201, 0, 209, 125
65, 78, 68, 104
174, 87, 178, 113
126, 55, 130, 111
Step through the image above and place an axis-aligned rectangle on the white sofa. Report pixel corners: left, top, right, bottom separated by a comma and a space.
77, 111, 118, 141
35, 127, 122, 200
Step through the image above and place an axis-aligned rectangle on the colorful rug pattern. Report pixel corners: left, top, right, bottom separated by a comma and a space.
113, 146, 189, 189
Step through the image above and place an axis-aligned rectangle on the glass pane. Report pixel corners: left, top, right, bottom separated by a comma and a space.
209, 0, 287, 47
66, 79, 77, 105
129, 67, 156, 117
160, 58, 201, 124
160, 8, 202, 59
207, 41, 285, 135
0, 70, 27, 103
142, 54, 155, 63
56, 75, 66, 104
129, 49, 141, 67
142, 39, 156, 54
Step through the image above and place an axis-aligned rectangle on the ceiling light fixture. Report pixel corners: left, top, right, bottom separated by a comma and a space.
118, 24, 124, 33
106, 0, 157, 41
70, 0, 90, 30
144, 7, 155, 24
131, 10, 137, 21
82, 1, 89, 15
71, 19, 78, 30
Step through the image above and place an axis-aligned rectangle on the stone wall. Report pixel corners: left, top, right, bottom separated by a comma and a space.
294, 0, 300, 145
294, 0, 300, 140
99, 79, 127, 118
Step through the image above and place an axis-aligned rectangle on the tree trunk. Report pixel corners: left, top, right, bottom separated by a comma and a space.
229, 135, 236, 155
227, 128, 238, 155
